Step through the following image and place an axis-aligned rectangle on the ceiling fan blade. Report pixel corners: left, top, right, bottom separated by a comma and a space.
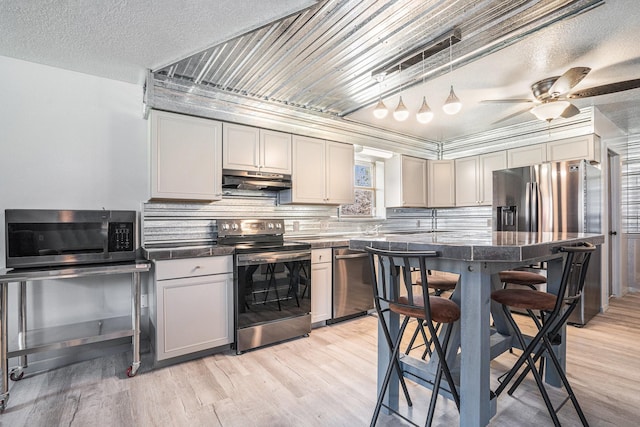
491, 107, 532, 125
481, 98, 533, 104
560, 103, 580, 118
549, 67, 591, 96
568, 78, 640, 98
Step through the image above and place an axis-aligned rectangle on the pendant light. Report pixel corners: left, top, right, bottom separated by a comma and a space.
372, 74, 388, 119
393, 65, 409, 121
442, 36, 462, 115
416, 52, 434, 124
393, 97, 409, 121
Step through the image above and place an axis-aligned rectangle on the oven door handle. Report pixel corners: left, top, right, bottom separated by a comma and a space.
237, 251, 311, 265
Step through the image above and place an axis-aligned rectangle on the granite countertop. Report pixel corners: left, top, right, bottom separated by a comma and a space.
349, 231, 605, 262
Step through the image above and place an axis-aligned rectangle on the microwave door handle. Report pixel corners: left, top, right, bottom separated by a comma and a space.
102, 218, 109, 258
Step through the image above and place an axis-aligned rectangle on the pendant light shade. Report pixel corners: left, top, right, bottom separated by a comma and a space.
373, 98, 388, 119
530, 100, 570, 122
416, 96, 434, 124
442, 85, 462, 115
393, 96, 409, 121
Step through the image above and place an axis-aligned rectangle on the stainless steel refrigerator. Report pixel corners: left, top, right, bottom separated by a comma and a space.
493, 159, 602, 325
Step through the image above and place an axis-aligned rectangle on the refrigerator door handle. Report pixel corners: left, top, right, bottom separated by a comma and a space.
530, 182, 540, 232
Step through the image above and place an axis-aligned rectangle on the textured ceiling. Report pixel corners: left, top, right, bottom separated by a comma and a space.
0, 0, 316, 85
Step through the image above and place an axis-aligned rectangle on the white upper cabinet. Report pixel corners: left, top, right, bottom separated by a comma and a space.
223, 123, 292, 174
385, 155, 428, 208
150, 110, 222, 201
428, 160, 455, 207
507, 144, 547, 168
547, 134, 600, 164
480, 151, 507, 204
455, 151, 506, 206
281, 135, 354, 205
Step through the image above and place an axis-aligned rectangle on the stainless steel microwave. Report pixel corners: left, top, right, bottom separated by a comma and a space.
5, 209, 137, 269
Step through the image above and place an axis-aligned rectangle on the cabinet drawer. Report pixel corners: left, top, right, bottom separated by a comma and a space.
312, 248, 332, 264
155, 256, 232, 280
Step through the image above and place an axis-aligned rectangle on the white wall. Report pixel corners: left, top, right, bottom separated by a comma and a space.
0, 56, 148, 329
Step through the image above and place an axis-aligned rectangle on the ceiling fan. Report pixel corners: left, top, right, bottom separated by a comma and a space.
482, 67, 640, 122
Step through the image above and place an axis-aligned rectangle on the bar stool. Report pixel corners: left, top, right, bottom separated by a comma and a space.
365, 246, 461, 426
491, 243, 595, 427
499, 270, 547, 290
405, 272, 459, 359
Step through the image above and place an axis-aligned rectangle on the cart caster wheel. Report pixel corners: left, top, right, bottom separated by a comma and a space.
126, 366, 136, 378
10, 370, 24, 381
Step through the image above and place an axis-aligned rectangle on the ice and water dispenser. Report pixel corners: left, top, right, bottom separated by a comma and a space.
496, 205, 517, 231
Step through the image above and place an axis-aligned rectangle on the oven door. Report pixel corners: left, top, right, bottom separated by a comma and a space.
236, 250, 311, 330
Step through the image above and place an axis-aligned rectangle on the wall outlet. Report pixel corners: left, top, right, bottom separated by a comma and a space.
141, 294, 148, 308
293, 221, 300, 232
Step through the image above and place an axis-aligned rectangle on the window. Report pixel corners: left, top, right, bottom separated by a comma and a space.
340, 161, 376, 217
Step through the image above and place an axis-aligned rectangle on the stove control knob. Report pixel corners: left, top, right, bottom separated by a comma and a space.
267, 223, 274, 229
231, 223, 238, 231
275, 223, 282, 229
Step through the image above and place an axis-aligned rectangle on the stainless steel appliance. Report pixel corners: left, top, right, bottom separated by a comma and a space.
331, 247, 374, 322
218, 219, 311, 353
5, 209, 137, 269
222, 169, 292, 191
493, 159, 602, 325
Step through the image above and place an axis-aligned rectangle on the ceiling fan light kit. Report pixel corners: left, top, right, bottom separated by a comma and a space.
530, 100, 571, 122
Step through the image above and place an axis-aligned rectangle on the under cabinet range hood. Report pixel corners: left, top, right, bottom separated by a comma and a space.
222, 169, 292, 191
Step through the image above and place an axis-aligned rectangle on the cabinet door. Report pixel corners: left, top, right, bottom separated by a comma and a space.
428, 160, 455, 207
455, 156, 479, 206
325, 141, 355, 204
479, 151, 507, 205
260, 129, 292, 174
156, 273, 233, 361
547, 134, 600, 163
507, 144, 547, 168
311, 249, 332, 323
222, 123, 260, 171
401, 156, 428, 207
290, 135, 327, 203
150, 110, 222, 200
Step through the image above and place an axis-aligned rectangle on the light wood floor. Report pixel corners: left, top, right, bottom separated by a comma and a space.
3, 293, 639, 426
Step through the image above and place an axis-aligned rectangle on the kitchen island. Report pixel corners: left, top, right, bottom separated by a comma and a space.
349, 231, 604, 427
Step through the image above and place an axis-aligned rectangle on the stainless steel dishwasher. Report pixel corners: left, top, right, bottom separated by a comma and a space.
331, 247, 374, 322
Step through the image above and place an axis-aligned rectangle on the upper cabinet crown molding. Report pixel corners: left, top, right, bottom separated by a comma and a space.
222, 123, 292, 174
150, 110, 222, 201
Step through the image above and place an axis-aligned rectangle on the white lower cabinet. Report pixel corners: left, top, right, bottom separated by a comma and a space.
311, 248, 332, 324
150, 256, 233, 361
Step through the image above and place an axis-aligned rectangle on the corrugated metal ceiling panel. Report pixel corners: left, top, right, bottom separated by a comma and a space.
154, 0, 603, 118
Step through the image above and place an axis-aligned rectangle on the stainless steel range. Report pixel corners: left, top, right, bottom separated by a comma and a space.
218, 219, 311, 354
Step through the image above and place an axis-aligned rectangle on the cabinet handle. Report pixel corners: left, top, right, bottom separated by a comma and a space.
194, 266, 201, 270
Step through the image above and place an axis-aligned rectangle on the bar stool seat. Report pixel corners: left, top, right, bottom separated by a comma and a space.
499, 270, 547, 287
394, 294, 460, 323
491, 288, 555, 311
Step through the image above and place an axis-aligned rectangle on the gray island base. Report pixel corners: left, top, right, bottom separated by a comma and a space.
349, 231, 605, 427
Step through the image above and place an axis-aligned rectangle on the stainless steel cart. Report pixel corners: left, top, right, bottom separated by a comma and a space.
0, 261, 151, 411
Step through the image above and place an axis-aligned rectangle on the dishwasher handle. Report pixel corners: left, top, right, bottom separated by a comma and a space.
335, 253, 369, 260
